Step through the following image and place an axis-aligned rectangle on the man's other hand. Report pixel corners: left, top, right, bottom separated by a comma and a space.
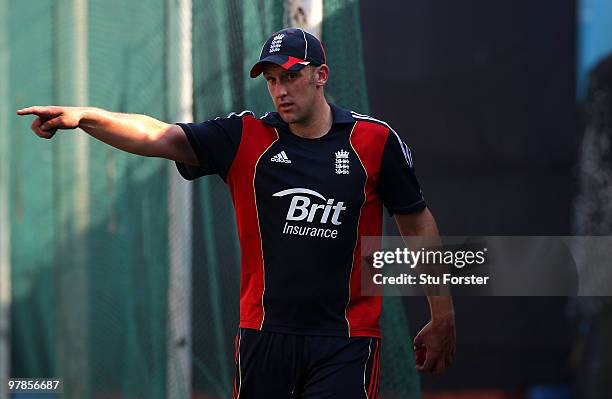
413, 314, 456, 375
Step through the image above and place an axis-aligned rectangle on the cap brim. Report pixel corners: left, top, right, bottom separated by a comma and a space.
249, 54, 310, 78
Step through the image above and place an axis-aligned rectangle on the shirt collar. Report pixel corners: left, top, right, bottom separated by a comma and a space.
262, 102, 355, 127
329, 103, 355, 124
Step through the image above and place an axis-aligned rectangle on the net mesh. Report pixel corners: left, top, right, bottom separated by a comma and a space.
3, 1, 420, 398
7, 0, 169, 397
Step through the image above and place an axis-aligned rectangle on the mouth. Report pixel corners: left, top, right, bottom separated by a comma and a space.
279, 103, 293, 112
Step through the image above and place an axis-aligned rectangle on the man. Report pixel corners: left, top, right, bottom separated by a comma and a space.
18, 28, 455, 398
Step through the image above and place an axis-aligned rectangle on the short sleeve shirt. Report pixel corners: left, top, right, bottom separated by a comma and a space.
176, 103, 426, 337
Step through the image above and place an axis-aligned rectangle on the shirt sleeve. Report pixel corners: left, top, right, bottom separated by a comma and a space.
377, 131, 427, 215
174, 114, 244, 181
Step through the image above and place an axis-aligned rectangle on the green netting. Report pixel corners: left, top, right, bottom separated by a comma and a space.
322, 0, 370, 111
7, 0, 169, 397
87, 1, 169, 394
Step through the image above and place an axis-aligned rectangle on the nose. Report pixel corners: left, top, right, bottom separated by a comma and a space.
273, 81, 288, 100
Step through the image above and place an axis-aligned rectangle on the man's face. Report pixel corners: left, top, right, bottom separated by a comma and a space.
262, 64, 319, 124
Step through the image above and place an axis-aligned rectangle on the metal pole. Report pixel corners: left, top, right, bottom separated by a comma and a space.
73, 0, 90, 239
72, 0, 90, 396
284, 0, 323, 37
55, 0, 90, 397
166, 0, 193, 397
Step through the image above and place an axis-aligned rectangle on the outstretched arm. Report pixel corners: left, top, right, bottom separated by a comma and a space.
394, 208, 456, 375
16, 106, 198, 166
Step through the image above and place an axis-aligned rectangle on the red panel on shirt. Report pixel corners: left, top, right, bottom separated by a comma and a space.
346, 120, 389, 337
226, 115, 278, 330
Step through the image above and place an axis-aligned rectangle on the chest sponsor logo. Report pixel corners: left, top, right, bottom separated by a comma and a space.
272, 188, 347, 239
335, 149, 349, 175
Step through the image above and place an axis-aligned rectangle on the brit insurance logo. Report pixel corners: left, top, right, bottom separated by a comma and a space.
335, 149, 349, 175
272, 188, 347, 239
269, 33, 284, 53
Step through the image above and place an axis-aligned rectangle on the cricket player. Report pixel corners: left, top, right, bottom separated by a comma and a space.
18, 28, 455, 399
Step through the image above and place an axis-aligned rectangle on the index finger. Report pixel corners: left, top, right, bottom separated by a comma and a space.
16, 106, 57, 116
17, 106, 42, 115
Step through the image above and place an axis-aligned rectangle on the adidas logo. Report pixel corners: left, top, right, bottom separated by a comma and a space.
271, 151, 292, 164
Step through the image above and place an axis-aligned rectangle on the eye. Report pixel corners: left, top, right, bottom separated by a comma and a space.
287, 73, 298, 80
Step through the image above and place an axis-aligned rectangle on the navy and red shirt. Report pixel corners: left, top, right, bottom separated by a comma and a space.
176, 103, 426, 338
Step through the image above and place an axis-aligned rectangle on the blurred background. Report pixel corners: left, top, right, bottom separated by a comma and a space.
1, 0, 611, 398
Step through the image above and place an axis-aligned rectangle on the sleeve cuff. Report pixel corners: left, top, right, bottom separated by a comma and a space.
174, 122, 209, 181
386, 199, 427, 216
175, 161, 199, 181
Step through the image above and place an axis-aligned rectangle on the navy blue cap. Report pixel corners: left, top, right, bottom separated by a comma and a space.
250, 28, 327, 78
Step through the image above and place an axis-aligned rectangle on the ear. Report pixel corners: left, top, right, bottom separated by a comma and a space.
314, 64, 329, 87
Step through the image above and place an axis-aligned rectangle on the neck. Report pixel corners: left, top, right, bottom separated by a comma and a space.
288, 97, 333, 139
